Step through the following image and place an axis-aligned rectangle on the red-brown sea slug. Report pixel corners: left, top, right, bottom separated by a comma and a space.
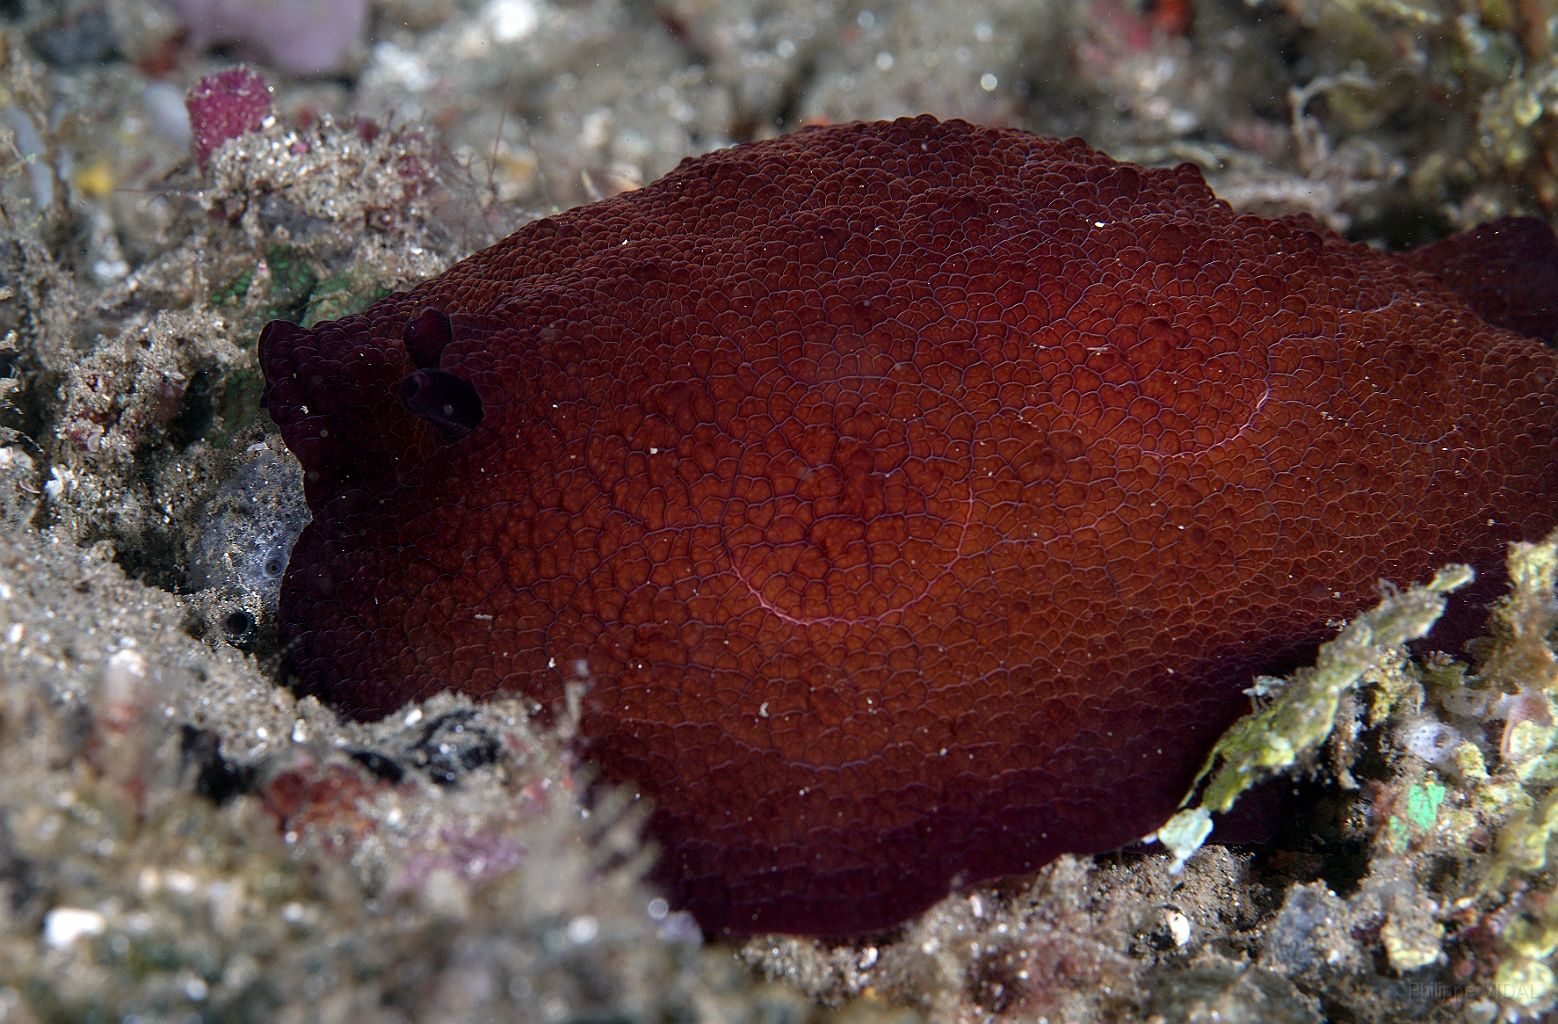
259, 115, 1558, 935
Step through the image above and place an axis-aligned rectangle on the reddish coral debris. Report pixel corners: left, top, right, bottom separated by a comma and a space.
263, 764, 377, 855
184, 64, 272, 171
260, 116, 1558, 935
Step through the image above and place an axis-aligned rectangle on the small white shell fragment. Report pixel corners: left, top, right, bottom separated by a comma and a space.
1165, 908, 1192, 947
44, 907, 106, 949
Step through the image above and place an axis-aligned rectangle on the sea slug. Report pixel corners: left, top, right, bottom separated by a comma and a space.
259, 116, 1558, 935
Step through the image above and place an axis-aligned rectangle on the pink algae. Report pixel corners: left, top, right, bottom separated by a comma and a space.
185, 65, 273, 170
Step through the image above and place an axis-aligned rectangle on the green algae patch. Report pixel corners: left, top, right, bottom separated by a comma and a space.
209, 266, 255, 308
260, 245, 319, 324
1406, 780, 1446, 829
208, 248, 320, 327
1384, 780, 1450, 853
302, 269, 394, 328
1155, 563, 1473, 869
